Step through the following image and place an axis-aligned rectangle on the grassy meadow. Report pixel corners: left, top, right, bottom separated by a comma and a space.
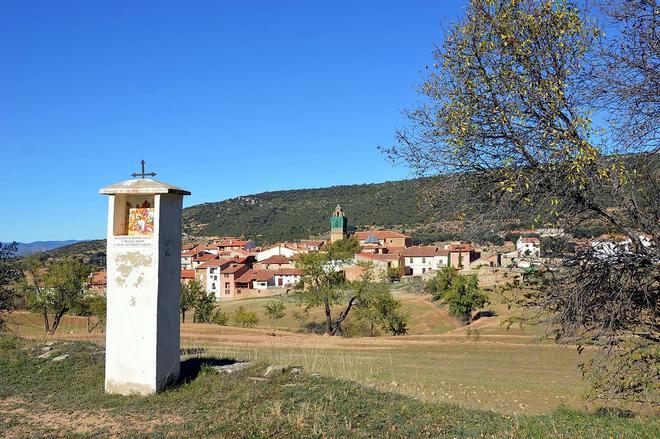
5, 287, 651, 419
1, 337, 658, 438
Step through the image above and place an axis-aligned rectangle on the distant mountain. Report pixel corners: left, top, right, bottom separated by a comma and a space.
27, 240, 107, 269
181, 177, 517, 245
182, 179, 429, 244
12, 240, 85, 257
183, 155, 655, 245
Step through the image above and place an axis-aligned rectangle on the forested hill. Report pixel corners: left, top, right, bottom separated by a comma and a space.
182, 179, 431, 244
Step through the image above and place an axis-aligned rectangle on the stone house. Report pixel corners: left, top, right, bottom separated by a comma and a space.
253, 255, 294, 270
354, 230, 412, 248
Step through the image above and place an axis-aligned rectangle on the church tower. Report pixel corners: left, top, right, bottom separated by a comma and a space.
330, 204, 348, 243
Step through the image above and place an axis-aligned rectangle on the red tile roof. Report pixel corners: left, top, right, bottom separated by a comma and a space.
195, 258, 236, 269
254, 269, 275, 282
194, 253, 218, 262
519, 237, 540, 244
356, 252, 400, 262
223, 264, 248, 274
181, 270, 195, 279
447, 243, 474, 251
273, 268, 303, 276
260, 255, 291, 265
400, 246, 449, 257
213, 239, 250, 247
182, 249, 207, 257
235, 269, 275, 283
235, 269, 254, 283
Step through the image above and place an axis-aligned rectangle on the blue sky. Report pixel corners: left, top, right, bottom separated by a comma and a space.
0, 0, 466, 242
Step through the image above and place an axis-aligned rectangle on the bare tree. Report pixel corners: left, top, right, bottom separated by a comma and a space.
385, 0, 658, 402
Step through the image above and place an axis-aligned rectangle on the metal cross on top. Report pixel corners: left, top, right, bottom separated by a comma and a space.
131, 160, 157, 179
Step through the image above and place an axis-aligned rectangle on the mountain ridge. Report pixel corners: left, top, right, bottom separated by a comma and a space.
6, 240, 85, 257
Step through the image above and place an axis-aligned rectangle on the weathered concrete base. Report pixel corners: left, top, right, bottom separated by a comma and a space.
105, 380, 158, 396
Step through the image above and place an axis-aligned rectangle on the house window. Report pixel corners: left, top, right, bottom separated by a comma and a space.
211, 283, 216, 289
422, 257, 426, 264
225, 282, 230, 288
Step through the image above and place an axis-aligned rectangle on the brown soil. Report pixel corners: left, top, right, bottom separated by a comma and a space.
0, 397, 182, 438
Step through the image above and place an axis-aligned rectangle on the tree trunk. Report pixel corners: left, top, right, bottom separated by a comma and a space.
323, 297, 332, 335
49, 308, 67, 335
181, 309, 186, 323
42, 309, 50, 333
87, 317, 100, 333
331, 296, 356, 336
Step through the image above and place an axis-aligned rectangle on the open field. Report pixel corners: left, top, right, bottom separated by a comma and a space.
4, 287, 653, 417
207, 290, 461, 335
5, 309, 645, 417
1, 338, 658, 438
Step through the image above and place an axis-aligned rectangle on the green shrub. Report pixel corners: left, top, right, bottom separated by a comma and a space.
0, 334, 21, 351
211, 308, 229, 325
425, 267, 458, 301
232, 305, 259, 328
194, 291, 216, 323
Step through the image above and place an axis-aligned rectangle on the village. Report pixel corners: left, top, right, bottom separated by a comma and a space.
86, 203, 653, 301
2, 0, 657, 435
86, 204, 554, 300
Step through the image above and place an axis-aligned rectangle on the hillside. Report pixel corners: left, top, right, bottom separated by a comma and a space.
34, 239, 107, 268
5, 240, 83, 257
182, 153, 657, 245
181, 178, 497, 244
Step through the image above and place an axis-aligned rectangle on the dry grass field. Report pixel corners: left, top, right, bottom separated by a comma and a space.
3, 288, 620, 417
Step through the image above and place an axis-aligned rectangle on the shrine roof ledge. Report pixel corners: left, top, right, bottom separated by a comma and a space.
99, 178, 191, 195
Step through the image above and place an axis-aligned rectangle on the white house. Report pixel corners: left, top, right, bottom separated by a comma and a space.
256, 244, 300, 261
252, 269, 274, 290
272, 268, 303, 287
400, 246, 450, 276
181, 248, 210, 270
517, 237, 541, 258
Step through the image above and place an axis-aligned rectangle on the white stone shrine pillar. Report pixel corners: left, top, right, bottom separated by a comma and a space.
100, 177, 190, 395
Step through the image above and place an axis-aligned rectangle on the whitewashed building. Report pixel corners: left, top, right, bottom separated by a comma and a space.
256, 244, 300, 261
517, 237, 541, 258
272, 268, 303, 287
401, 246, 450, 276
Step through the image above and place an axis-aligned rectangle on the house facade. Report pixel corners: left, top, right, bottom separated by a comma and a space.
354, 230, 412, 248
400, 246, 450, 276
272, 268, 303, 287
517, 237, 541, 258
254, 255, 294, 270
256, 244, 300, 261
